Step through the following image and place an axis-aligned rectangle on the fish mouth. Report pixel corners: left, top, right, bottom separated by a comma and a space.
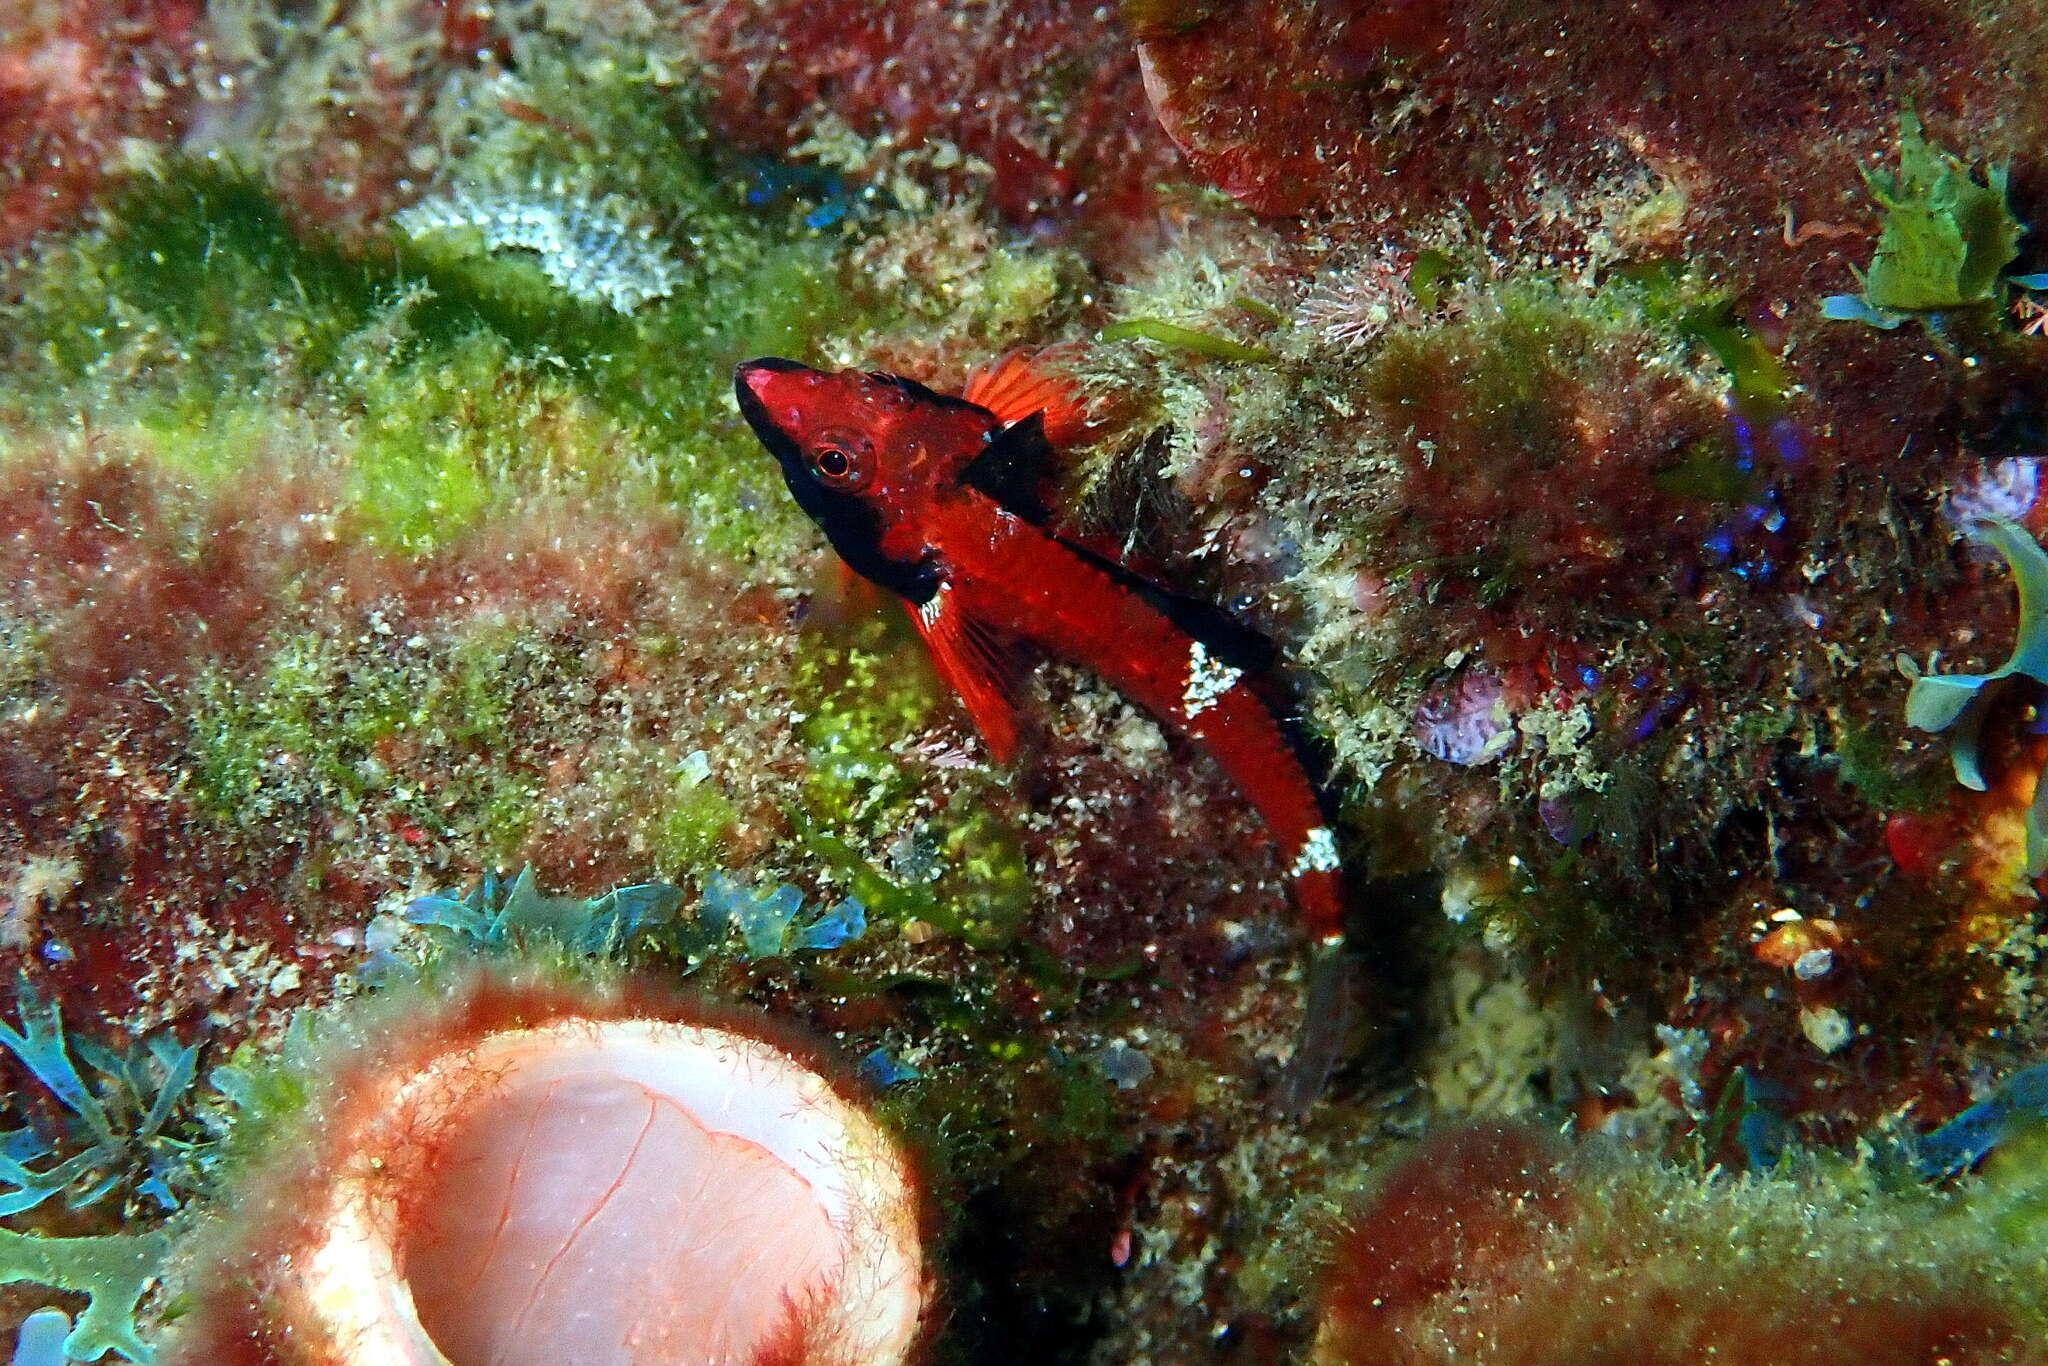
733, 357, 811, 463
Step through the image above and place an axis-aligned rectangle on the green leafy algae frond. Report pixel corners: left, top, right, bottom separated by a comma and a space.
1097, 317, 1278, 363
0, 1228, 170, 1363
1826, 109, 2023, 324
1906, 517, 2048, 872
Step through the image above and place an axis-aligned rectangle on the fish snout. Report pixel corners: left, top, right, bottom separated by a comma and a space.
734, 357, 818, 456
735, 356, 807, 402
734, 356, 820, 417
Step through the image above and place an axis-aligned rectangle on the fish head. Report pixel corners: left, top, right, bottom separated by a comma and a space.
735, 358, 997, 597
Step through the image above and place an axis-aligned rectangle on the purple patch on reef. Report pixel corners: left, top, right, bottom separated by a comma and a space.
1414, 670, 1516, 766
1944, 457, 2042, 530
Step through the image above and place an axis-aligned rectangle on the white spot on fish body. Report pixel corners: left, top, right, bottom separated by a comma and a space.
1289, 827, 1340, 879
918, 582, 949, 628
1182, 640, 1242, 718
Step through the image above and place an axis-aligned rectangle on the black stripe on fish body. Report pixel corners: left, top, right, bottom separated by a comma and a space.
778, 464, 941, 606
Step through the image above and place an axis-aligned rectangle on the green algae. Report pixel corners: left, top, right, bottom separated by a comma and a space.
0, 1229, 169, 1363
789, 634, 1037, 947
1358, 278, 1633, 483
185, 627, 555, 859
654, 770, 741, 871
0, 44, 1073, 563
1405, 248, 1464, 312
1968, 1123, 2048, 1248
796, 642, 940, 831
1861, 109, 2022, 314
10, 161, 387, 397
1834, 720, 1949, 813
0, 58, 893, 563
1906, 517, 2048, 874
1098, 317, 1278, 364
1823, 109, 2026, 327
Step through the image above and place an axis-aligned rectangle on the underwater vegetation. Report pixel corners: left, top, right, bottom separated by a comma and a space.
3, 0, 2048, 1362
1822, 109, 2026, 329
0, 1231, 167, 1364
0, 979, 202, 1217
1907, 518, 2048, 877
1313, 1123, 2048, 1366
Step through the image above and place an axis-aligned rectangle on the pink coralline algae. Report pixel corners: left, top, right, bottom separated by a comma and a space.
693, 0, 1182, 235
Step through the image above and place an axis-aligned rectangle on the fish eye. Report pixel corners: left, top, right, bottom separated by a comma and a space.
810, 444, 869, 490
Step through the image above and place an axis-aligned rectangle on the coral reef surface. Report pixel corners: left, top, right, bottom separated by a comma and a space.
2, 1, 2047, 1363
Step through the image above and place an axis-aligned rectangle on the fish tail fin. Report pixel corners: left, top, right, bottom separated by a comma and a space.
1277, 937, 1355, 1115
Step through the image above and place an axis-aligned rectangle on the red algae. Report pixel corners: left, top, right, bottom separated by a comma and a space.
1135, 1, 2011, 299
693, 0, 1182, 237
0, 443, 793, 1037
0, 0, 201, 255
1316, 1124, 2041, 1366
1135, 0, 1457, 218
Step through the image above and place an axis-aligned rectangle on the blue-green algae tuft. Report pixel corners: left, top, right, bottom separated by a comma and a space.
0, 1229, 169, 1364
1905, 517, 2048, 874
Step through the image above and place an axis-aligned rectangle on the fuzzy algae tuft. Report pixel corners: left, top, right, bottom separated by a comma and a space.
1313, 1124, 2048, 1366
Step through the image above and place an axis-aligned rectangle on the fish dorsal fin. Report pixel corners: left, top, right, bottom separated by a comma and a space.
959, 413, 1058, 524
903, 582, 1025, 764
962, 350, 1091, 446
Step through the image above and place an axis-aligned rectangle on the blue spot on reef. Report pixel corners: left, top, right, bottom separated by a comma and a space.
858, 1048, 921, 1088
1917, 1061, 2048, 1179
8, 1308, 70, 1366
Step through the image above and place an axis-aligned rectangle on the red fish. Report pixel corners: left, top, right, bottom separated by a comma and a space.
734, 353, 1344, 947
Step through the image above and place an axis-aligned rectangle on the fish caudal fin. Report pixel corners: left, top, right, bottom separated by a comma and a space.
962, 349, 1094, 449
903, 585, 1024, 764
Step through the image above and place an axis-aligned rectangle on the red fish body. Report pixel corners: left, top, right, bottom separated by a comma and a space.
735, 355, 1344, 946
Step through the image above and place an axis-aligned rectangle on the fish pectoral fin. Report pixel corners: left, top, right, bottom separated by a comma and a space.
903, 586, 1025, 764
